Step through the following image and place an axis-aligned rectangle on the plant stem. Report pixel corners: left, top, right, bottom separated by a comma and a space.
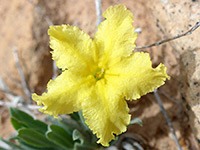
95, 0, 102, 27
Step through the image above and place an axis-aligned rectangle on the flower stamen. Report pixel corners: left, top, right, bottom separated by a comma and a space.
94, 68, 105, 80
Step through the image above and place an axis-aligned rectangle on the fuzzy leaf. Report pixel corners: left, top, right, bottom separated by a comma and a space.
18, 139, 56, 150
10, 117, 28, 130
60, 117, 82, 131
17, 128, 57, 148
10, 107, 48, 133
69, 112, 80, 122
46, 125, 74, 149
72, 129, 84, 145
74, 143, 95, 150
128, 118, 143, 127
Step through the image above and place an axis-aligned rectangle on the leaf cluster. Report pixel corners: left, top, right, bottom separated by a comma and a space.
0, 108, 102, 150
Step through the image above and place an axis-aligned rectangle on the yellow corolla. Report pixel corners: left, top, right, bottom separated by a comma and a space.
32, 4, 170, 146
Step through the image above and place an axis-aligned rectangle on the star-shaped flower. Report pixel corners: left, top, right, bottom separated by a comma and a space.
32, 4, 170, 146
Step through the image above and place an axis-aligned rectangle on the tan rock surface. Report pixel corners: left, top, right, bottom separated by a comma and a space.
0, 0, 53, 97
146, 0, 200, 147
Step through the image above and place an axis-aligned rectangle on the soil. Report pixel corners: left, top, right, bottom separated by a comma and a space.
0, 0, 200, 149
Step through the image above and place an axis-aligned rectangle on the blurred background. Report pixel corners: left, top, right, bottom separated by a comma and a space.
0, 0, 200, 149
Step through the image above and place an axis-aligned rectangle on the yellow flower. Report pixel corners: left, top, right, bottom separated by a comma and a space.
32, 4, 170, 146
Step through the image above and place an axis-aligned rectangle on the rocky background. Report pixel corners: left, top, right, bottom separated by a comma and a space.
0, 0, 200, 149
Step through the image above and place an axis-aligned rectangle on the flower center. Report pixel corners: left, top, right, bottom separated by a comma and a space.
94, 68, 105, 80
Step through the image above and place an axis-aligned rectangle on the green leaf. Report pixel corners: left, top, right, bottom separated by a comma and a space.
48, 117, 74, 135
60, 116, 95, 145
10, 107, 33, 123
57, 120, 74, 136
46, 125, 73, 149
18, 140, 56, 150
60, 117, 82, 131
69, 112, 80, 121
10, 117, 28, 130
72, 129, 84, 145
0, 148, 7, 150
17, 128, 57, 148
10, 107, 48, 133
78, 111, 90, 131
74, 143, 95, 150
128, 118, 143, 127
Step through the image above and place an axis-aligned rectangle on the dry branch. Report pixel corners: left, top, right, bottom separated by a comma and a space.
13, 47, 32, 101
154, 89, 182, 150
135, 22, 200, 50
95, 0, 102, 27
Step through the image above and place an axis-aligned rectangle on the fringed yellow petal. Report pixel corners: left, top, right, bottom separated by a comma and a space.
32, 71, 93, 117
48, 25, 97, 74
94, 4, 137, 68
32, 4, 170, 147
107, 52, 170, 100
82, 80, 131, 147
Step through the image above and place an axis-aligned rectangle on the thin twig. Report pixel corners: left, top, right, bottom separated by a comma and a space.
13, 47, 32, 101
0, 76, 17, 100
0, 100, 41, 110
52, 61, 57, 80
0, 76, 26, 107
135, 22, 200, 50
27, 0, 58, 79
0, 100, 19, 107
0, 89, 13, 96
159, 89, 180, 105
27, 0, 53, 26
154, 89, 182, 150
2, 73, 22, 87
95, 0, 102, 27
